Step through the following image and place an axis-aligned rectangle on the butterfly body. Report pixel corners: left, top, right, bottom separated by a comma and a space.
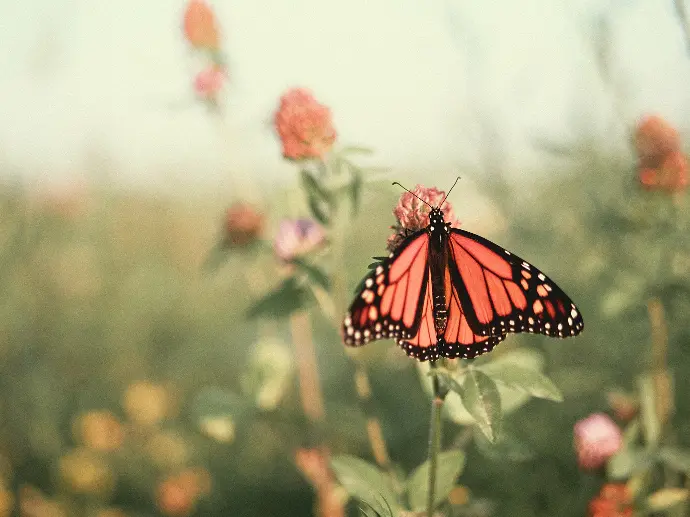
427, 208, 451, 337
343, 206, 583, 361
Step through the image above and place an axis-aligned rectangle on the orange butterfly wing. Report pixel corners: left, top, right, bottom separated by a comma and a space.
441, 264, 506, 359
447, 229, 584, 338
343, 229, 508, 361
343, 231, 429, 347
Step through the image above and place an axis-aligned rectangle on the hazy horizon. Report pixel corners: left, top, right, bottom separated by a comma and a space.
1, 0, 689, 193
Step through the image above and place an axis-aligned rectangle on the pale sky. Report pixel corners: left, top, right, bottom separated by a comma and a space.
0, 0, 689, 192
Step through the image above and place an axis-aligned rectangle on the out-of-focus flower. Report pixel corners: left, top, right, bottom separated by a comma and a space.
274, 88, 336, 160
606, 391, 639, 422
199, 415, 235, 443
156, 477, 195, 516
241, 338, 293, 411
387, 184, 461, 251
19, 486, 65, 517
295, 448, 345, 517
273, 219, 326, 262
147, 431, 189, 468
589, 483, 633, 517
182, 0, 220, 50
156, 468, 211, 517
574, 413, 622, 470
635, 115, 681, 166
193, 65, 226, 102
639, 150, 688, 193
448, 486, 470, 506
123, 381, 170, 427
59, 448, 114, 495
224, 202, 264, 247
73, 410, 125, 452
634, 115, 687, 193
179, 467, 212, 496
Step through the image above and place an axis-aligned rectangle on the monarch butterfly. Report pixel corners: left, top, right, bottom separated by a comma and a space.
342, 180, 584, 361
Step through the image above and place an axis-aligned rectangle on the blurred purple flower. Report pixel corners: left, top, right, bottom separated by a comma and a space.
273, 219, 325, 262
574, 413, 622, 470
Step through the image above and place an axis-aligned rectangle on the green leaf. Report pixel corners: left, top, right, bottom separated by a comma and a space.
637, 374, 661, 446
461, 369, 502, 443
646, 488, 689, 512
474, 427, 535, 462
350, 169, 363, 214
307, 195, 330, 225
300, 169, 332, 202
356, 505, 382, 517
621, 420, 640, 448
659, 447, 690, 473
366, 258, 388, 269
331, 455, 399, 517
475, 363, 563, 402
406, 449, 465, 511
300, 169, 332, 224
246, 277, 314, 319
607, 447, 653, 480
416, 361, 530, 427
291, 258, 331, 290
202, 241, 232, 272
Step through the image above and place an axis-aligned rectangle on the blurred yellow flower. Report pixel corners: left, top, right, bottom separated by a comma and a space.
59, 448, 114, 495
73, 410, 124, 452
123, 381, 170, 426
146, 431, 189, 468
19, 486, 66, 517
199, 416, 235, 443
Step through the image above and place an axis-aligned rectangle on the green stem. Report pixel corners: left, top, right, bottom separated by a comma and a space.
426, 361, 445, 517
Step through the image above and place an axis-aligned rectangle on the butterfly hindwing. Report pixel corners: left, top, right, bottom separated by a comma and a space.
447, 228, 584, 338
343, 231, 430, 347
395, 268, 507, 361
441, 263, 507, 359
397, 272, 440, 361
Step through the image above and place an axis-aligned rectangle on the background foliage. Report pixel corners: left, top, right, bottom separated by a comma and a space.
0, 144, 688, 516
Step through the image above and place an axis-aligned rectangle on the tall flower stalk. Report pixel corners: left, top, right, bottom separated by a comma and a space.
426, 360, 449, 517
245, 86, 385, 517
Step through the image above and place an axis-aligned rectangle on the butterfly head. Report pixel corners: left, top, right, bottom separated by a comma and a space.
428, 207, 448, 231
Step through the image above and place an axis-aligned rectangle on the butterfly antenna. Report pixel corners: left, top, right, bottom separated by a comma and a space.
392, 182, 433, 209
440, 176, 461, 206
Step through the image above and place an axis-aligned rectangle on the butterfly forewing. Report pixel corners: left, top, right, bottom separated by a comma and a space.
343, 231, 429, 346
447, 229, 584, 338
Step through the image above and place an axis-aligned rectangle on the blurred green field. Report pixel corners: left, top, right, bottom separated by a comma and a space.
1, 151, 690, 517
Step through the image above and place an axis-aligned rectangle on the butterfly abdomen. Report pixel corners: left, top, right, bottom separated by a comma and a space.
428, 215, 450, 337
